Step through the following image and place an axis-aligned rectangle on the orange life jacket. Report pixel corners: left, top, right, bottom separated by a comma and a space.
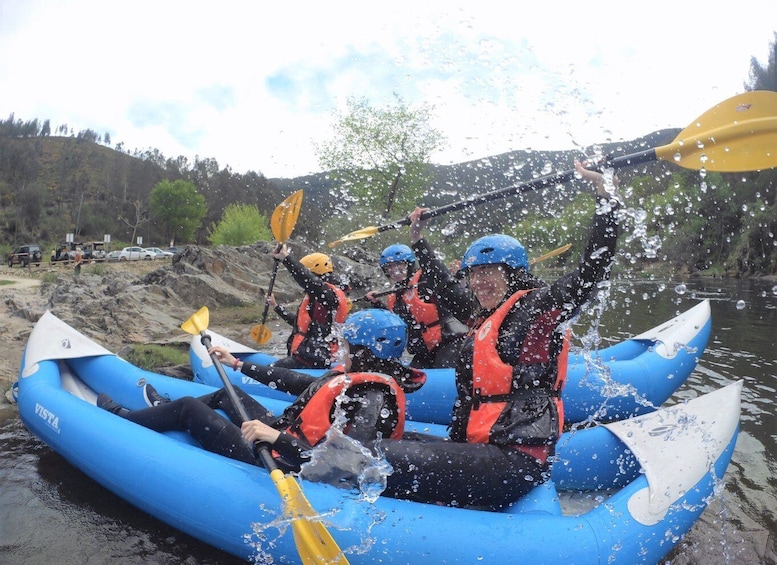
290, 283, 349, 360
465, 290, 569, 461
282, 371, 406, 445
386, 270, 442, 351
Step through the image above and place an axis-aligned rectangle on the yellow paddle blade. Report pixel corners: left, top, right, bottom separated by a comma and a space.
656, 90, 777, 172
271, 190, 304, 243
250, 324, 272, 345
181, 306, 209, 335
269, 469, 349, 564
328, 225, 381, 248
530, 243, 572, 265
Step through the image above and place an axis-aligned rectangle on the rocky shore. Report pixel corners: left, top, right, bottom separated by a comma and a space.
1, 242, 385, 396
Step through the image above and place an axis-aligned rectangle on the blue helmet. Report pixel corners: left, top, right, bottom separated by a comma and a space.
379, 244, 416, 266
461, 234, 528, 271
342, 309, 407, 359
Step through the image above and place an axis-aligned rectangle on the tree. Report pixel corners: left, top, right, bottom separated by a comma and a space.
207, 203, 271, 246
747, 32, 777, 92
118, 200, 150, 245
149, 179, 207, 245
315, 95, 446, 221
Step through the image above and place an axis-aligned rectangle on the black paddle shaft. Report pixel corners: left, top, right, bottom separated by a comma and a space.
199, 332, 278, 470
258, 259, 281, 324
378, 149, 657, 233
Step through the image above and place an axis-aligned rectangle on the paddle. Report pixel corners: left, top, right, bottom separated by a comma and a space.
352, 284, 418, 303
328, 90, 777, 247
529, 243, 572, 265
181, 306, 348, 565
250, 190, 304, 345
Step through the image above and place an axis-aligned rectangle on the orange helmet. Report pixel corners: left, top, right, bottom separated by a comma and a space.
300, 252, 333, 275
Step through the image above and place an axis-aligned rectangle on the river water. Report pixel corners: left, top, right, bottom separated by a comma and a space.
1, 276, 775, 564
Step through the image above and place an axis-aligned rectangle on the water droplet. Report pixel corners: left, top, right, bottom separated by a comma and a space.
674, 284, 686, 295
736, 300, 746, 310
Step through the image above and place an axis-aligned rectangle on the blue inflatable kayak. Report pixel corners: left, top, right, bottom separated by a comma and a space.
191, 300, 712, 424
18, 311, 738, 564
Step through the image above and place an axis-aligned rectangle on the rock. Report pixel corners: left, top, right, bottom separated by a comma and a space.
1, 242, 387, 388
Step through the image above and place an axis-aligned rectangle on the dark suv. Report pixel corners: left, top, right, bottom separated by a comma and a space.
7, 244, 43, 267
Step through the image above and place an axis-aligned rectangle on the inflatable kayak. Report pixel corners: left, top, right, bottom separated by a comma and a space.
191, 299, 712, 424
18, 311, 738, 564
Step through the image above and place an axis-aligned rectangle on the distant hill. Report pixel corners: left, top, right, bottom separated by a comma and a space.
270, 128, 681, 242
0, 127, 678, 249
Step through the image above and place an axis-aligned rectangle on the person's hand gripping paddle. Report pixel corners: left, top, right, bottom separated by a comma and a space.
182, 306, 349, 564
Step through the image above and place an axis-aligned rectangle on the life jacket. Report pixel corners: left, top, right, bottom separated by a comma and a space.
281, 370, 406, 446
464, 290, 569, 462
386, 270, 442, 351
290, 282, 349, 361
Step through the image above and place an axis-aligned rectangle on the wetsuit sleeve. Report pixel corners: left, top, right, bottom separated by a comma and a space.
546, 195, 620, 312
497, 196, 620, 363
411, 238, 474, 322
241, 363, 318, 396
281, 255, 338, 309
273, 303, 297, 326
272, 432, 313, 468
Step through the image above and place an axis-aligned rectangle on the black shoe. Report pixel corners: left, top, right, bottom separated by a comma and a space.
143, 383, 168, 407
97, 393, 129, 417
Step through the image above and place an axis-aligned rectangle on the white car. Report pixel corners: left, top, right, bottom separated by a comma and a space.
118, 246, 154, 261
145, 246, 174, 259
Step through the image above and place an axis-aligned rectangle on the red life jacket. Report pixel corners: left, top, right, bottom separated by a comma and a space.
465, 290, 569, 462
386, 270, 442, 351
290, 283, 349, 359
282, 371, 406, 445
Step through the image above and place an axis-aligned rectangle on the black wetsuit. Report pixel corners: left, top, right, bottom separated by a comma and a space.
272, 255, 346, 369
388, 274, 467, 369
374, 195, 620, 509
122, 359, 415, 472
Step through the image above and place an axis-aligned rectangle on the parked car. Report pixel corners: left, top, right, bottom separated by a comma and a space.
105, 250, 121, 262
89, 242, 107, 260
145, 246, 174, 259
164, 246, 181, 255
51, 243, 73, 262
118, 246, 154, 261
7, 244, 43, 267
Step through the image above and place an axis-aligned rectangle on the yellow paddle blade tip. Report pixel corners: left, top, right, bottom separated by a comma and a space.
327, 226, 381, 248
271, 190, 304, 243
268, 470, 349, 564
250, 324, 272, 345
181, 306, 209, 335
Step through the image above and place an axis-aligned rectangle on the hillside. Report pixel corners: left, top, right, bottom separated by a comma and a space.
2, 126, 775, 277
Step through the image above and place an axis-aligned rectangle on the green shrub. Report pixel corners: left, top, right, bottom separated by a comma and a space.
125, 344, 188, 371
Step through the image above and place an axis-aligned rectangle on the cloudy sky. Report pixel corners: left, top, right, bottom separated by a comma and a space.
1, 0, 775, 179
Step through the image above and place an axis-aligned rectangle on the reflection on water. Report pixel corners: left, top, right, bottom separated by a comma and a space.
1, 277, 775, 564
0, 406, 244, 565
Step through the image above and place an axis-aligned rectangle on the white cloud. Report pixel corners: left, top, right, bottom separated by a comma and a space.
1, 0, 775, 177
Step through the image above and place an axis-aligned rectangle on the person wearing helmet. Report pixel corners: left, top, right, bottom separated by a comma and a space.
363, 159, 620, 509
269, 244, 350, 369
97, 309, 426, 482
365, 243, 467, 368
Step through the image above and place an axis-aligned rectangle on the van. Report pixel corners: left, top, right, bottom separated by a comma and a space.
7, 244, 43, 267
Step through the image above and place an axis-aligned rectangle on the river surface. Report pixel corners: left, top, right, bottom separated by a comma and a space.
1, 276, 775, 564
